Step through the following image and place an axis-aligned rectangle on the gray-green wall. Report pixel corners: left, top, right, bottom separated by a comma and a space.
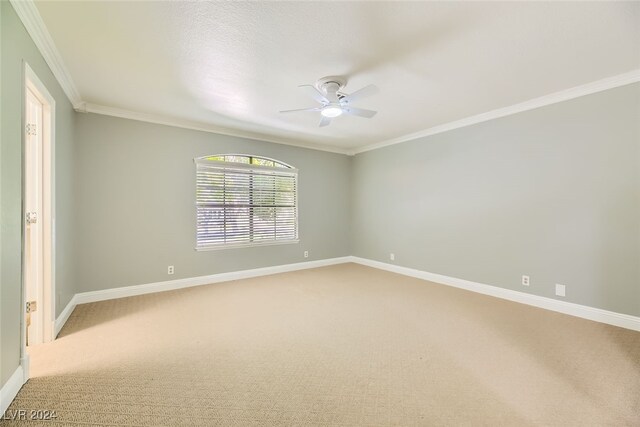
73, 113, 351, 292
352, 83, 640, 317
1, 1, 77, 386
2, 0, 639, 398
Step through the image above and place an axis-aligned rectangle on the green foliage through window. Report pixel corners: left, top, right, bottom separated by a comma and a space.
204, 155, 291, 169
195, 154, 298, 249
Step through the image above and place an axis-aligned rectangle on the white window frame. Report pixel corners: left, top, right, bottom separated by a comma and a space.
194, 154, 299, 250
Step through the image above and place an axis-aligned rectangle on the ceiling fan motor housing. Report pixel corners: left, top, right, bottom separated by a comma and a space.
315, 76, 347, 98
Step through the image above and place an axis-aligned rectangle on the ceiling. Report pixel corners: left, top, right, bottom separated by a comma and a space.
34, 1, 640, 152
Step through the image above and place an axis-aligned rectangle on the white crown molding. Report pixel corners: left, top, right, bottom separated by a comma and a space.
74, 70, 640, 157
351, 257, 640, 332
0, 366, 26, 417
12, 0, 638, 158
10, 0, 83, 109
79, 103, 352, 155
350, 69, 640, 155
83, 67, 639, 157
10, 1, 348, 156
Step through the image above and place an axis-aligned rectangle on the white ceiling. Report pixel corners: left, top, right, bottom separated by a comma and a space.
34, 1, 640, 152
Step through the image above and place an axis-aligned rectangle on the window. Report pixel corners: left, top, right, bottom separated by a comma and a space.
195, 154, 298, 249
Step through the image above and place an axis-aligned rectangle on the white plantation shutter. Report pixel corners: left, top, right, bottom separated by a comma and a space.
195, 156, 298, 249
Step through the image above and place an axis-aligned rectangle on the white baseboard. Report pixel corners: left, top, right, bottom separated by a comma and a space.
20, 356, 30, 384
0, 365, 26, 416
350, 256, 640, 332
53, 255, 640, 337
55, 294, 79, 337
54, 257, 352, 334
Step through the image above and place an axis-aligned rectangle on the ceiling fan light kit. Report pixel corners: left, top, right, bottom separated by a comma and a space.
321, 106, 343, 118
280, 76, 379, 127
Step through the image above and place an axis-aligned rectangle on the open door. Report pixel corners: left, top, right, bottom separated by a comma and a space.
23, 63, 55, 349
25, 84, 44, 345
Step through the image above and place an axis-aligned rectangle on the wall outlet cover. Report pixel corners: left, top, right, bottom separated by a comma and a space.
555, 284, 566, 297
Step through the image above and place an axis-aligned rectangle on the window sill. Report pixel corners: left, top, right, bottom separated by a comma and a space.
195, 239, 300, 251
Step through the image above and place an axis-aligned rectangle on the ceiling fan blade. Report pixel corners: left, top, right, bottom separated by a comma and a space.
279, 107, 321, 113
342, 107, 377, 118
341, 84, 379, 104
299, 84, 329, 104
319, 116, 332, 127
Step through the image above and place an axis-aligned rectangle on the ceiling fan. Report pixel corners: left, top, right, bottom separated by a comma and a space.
280, 76, 378, 127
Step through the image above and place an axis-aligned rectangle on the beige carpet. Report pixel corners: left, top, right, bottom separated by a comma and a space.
4, 263, 640, 426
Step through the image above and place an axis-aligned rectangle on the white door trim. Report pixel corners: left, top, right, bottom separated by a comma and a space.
22, 61, 56, 362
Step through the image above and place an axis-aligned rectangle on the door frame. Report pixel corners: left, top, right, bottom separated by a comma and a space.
21, 62, 56, 366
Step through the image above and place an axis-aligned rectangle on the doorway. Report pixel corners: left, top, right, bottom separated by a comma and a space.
23, 63, 55, 353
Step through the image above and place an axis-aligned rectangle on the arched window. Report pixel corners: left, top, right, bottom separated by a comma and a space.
194, 154, 298, 249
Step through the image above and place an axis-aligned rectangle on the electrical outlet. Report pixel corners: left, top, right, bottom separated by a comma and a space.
168, 265, 174, 275
304, 251, 309, 258
390, 253, 395, 261
555, 284, 565, 297
522, 275, 530, 286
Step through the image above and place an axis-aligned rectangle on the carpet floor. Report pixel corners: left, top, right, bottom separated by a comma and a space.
4, 263, 640, 426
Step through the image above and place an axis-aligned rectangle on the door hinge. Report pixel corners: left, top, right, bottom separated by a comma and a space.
26, 123, 37, 136
26, 301, 37, 313
26, 211, 38, 224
